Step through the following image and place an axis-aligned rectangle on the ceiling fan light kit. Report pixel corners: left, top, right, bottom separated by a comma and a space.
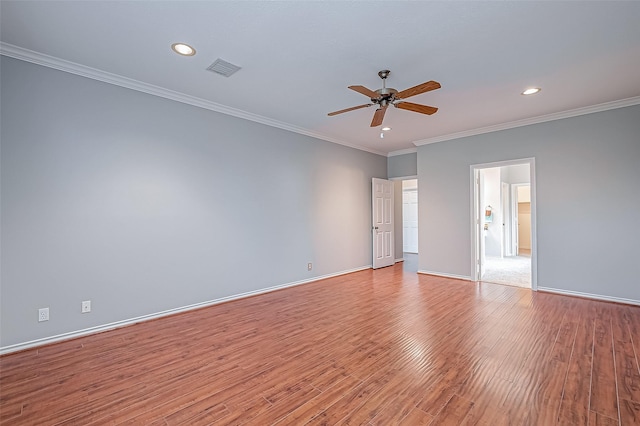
328, 70, 440, 127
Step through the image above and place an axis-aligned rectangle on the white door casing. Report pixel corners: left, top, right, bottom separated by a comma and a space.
471, 158, 537, 290
476, 170, 486, 278
372, 178, 394, 269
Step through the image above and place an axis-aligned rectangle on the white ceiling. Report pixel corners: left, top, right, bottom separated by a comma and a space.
2, 1, 639, 156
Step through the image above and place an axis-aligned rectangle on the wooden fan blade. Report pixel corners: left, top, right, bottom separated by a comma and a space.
349, 85, 380, 99
396, 80, 441, 100
370, 106, 388, 127
328, 104, 372, 116
395, 102, 438, 115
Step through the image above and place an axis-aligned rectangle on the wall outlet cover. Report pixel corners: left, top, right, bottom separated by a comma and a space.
38, 307, 49, 322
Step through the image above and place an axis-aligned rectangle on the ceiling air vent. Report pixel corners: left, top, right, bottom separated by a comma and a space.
206, 59, 241, 77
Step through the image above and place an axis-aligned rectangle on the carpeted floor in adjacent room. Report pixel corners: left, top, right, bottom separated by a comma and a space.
481, 255, 531, 288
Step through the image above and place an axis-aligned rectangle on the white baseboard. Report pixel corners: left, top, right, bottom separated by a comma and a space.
395, 258, 404, 263
537, 287, 640, 306
417, 270, 473, 281
0, 265, 372, 355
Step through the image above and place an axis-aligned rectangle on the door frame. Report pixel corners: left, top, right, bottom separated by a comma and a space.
389, 176, 418, 264
473, 169, 486, 279
470, 158, 538, 290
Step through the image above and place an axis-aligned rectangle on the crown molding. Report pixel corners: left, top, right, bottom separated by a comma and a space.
413, 96, 640, 147
5, 42, 636, 157
0, 42, 387, 157
387, 147, 417, 157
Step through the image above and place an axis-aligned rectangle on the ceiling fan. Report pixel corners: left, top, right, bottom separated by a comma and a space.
328, 70, 441, 127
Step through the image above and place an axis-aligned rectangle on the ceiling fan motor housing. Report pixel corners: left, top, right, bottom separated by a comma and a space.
373, 87, 398, 103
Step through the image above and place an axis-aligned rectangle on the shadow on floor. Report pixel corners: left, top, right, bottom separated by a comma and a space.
401, 252, 418, 273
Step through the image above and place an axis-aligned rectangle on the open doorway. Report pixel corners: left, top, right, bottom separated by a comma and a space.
391, 179, 419, 272
472, 159, 536, 289
402, 179, 418, 272
402, 180, 418, 253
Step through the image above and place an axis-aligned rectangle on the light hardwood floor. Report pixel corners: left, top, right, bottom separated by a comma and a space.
1, 264, 640, 425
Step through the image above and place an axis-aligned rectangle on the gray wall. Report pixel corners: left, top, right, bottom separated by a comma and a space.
0, 57, 387, 348
418, 104, 640, 302
388, 152, 417, 178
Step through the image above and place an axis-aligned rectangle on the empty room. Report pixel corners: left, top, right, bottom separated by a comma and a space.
1, 2, 640, 425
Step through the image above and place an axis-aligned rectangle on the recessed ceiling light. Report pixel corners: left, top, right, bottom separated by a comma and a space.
521, 88, 541, 95
171, 43, 196, 56
381, 127, 392, 131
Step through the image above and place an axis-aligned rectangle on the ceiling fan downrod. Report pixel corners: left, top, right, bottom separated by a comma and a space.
376, 70, 397, 101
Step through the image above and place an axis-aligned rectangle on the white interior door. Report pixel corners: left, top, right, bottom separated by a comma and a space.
402, 190, 418, 253
501, 182, 511, 257
477, 170, 486, 278
372, 178, 394, 269
511, 185, 519, 256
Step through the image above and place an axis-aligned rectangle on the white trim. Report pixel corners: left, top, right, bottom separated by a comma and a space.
387, 147, 417, 157
0, 42, 387, 157
413, 96, 640, 147
417, 270, 473, 281
469, 157, 536, 170
395, 258, 405, 263
0, 265, 370, 355
5, 42, 638, 158
472, 168, 481, 281
538, 287, 640, 307
529, 161, 538, 291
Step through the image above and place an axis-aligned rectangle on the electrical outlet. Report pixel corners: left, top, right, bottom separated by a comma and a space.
307, 262, 313, 271
38, 307, 49, 322
81, 300, 91, 313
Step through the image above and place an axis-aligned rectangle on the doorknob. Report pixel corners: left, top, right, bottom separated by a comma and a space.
373, 226, 379, 230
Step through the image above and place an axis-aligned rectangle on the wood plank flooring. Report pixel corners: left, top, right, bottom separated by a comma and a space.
1, 264, 640, 425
